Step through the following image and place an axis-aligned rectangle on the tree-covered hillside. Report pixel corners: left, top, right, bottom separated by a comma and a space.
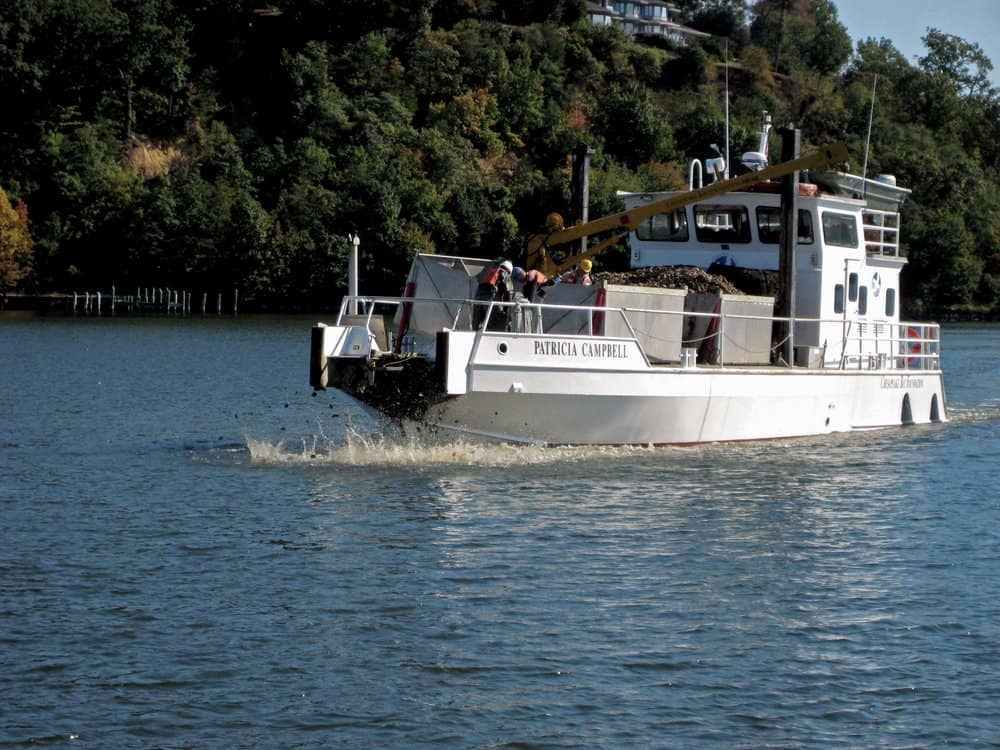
1, 0, 997, 316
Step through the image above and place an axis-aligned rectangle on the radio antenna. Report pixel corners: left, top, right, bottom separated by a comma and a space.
861, 73, 878, 197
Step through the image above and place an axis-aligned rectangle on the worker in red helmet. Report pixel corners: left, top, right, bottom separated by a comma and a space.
474, 258, 513, 329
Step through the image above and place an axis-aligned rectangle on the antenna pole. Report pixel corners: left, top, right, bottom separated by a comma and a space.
724, 41, 730, 179
861, 74, 878, 197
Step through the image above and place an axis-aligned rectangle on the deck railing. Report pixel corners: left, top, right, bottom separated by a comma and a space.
334, 294, 942, 372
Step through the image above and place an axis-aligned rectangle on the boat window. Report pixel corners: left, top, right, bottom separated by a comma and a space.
636, 209, 689, 242
834, 283, 845, 313
885, 288, 896, 317
798, 210, 814, 244
821, 211, 859, 248
858, 285, 868, 315
756, 208, 779, 243
755, 207, 815, 244
694, 205, 751, 243
849, 272, 858, 302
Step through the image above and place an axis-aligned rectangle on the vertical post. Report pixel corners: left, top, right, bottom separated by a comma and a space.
724, 42, 730, 179
233, 288, 238, 316
111, 285, 116, 315
73, 292, 78, 313
776, 126, 800, 366
216, 292, 222, 314
571, 145, 592, 257
348, 233, 360, 315
202, 292, 207, 314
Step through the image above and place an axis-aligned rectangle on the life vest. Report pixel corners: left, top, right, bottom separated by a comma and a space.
524, 269, 549, 285
477, 265, 502, 287
560, 269, 591, 285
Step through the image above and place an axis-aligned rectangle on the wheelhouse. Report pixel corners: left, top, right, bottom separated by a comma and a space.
620, 175, 910, 366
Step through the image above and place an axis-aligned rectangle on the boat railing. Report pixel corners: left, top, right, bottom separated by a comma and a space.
838, 320, 940, 371
862, 209, 901, 256
334, 294, 941, 372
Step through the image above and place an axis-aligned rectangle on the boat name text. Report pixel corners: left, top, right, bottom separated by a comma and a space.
880, 376, 925, 389
533, 340, 628, 359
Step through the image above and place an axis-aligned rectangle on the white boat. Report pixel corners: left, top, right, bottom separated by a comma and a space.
310, 140, 946, 445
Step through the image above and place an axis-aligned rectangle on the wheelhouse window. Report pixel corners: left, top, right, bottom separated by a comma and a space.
885, 288, 896, 317
834, 284, 845, 313
822, 211, 859, 248
858, 285, 868, 315
755, 207, 814, 244
636, 209, 689, 242
694, 205, 751, 243
848, 272, 859, 302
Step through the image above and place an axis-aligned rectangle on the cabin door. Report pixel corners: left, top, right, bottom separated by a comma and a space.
839, 258, 862, 364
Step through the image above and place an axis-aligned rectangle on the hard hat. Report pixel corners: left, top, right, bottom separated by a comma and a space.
545, 212, 565, 232
580, 259, 593, 273
499, 260, 513, 274
512, 266, 525, 281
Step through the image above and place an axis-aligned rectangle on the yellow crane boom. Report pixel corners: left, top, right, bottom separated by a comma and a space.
526, 142, 849, 277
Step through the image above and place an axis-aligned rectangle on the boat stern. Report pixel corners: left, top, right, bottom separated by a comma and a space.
311, 321, 465, 421
310, 322, 379, 390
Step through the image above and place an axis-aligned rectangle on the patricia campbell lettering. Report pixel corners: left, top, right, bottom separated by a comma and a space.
533, 340, 627, 359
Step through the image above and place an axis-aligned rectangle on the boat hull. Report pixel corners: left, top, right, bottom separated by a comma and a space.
316, 325, 946, 445
422, 367, 946, 444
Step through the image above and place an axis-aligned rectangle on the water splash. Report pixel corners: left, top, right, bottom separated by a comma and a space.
245, 421, 670, 468
243, 398, 994, 469
947, 402, 1000, 425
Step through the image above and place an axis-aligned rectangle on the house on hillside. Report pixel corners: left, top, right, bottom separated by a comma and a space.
586, 1, 710, 44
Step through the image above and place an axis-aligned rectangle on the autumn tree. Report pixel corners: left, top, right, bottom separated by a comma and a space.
0, 188, 34, 289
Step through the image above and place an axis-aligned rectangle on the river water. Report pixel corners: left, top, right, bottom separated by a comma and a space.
2, 315, 998, 748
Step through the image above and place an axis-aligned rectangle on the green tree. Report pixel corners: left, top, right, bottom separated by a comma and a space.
595, 82, 674, 167
919, 28, 994, 97
905, 209, 980, 310
282, 41, 350, 141
687, 0, 751, 51
108, 0, 192, 139
660, 43, 712, 90
801, 0, 850, 75
750, 0, 850, 76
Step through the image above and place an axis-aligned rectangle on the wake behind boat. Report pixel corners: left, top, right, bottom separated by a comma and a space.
310, 132, 946, 445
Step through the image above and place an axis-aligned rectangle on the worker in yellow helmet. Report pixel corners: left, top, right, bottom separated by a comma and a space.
560, 258, 594, 285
